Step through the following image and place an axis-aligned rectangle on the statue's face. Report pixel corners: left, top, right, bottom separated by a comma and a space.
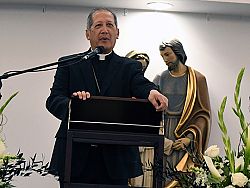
160, 47, 177, 67
138, 59, 148, 72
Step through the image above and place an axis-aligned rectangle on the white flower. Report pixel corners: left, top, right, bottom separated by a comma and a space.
204, 155, 222, 179
205, 145, 220, 158
225, 185, 235, 188
193, 167, 208, 186
0, 139, 6, 155
235, 156, 244, 171
231, 172, 248, 187
247, 165, 250, 171
218, 168, 224, 175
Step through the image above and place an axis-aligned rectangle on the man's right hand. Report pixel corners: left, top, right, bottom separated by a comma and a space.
72, 91, 91, 100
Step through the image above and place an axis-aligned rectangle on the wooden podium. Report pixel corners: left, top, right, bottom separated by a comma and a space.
64, 96, 164, 188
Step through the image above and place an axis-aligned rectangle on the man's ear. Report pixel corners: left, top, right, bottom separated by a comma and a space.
116, 28, 120, 39
85, 30, 90, 40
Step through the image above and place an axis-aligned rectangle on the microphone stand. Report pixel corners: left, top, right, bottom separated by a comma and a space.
0, 53, 85, 100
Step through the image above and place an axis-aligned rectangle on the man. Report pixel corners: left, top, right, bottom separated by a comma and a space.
46, 8, 168, 187
153, 39, 211, 187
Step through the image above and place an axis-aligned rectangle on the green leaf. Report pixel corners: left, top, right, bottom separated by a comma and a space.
0, 92, 18, 115
218, 96, 235, 173
235, 68, 245, 96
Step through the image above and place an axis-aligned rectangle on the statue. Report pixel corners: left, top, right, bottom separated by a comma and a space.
153, 39, 211, 187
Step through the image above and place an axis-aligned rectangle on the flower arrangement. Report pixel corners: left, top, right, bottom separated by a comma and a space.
0, 92, 50, 188
165, 68, 250, 187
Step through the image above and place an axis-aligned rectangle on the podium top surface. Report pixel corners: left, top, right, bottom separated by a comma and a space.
68, 96, 162, 133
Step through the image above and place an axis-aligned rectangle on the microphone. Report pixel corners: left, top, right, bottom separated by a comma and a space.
81, 46, 105, 60
0, 80, 2, 99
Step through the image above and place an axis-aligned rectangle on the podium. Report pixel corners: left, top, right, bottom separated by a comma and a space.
64, 96, 164, 188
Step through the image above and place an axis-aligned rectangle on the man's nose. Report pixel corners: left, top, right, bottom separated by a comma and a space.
100, 26, 108, 33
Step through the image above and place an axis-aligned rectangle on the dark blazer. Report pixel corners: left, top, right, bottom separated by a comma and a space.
46, 51, 157, 180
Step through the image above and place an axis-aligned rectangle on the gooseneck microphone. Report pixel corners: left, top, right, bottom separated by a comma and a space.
82, 46, 105, 60
0, 80, 2, 99
0, 46, 106, 99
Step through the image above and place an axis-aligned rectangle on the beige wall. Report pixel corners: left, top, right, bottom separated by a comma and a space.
0, 4, 250, 187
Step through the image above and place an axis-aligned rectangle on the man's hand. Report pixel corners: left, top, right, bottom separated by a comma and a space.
172, 138, 191, 150
148, 90, 168, 111
72, 91, 91, 100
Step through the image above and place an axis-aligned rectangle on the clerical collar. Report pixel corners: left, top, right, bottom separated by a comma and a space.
97, 51, 112, 61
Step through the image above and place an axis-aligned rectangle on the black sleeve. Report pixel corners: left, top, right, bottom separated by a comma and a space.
129, 60, 158, 99
46, 60, 70, 121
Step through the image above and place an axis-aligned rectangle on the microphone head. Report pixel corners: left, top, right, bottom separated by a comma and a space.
96, 46, 105, 54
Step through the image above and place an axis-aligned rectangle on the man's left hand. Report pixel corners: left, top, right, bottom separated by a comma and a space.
148, 89, 168, 111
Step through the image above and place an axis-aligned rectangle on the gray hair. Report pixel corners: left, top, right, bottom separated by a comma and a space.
86, 8, 118, 29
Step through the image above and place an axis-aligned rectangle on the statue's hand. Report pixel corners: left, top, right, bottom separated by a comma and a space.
172, 137, 191, 150
164, 138, 174, 155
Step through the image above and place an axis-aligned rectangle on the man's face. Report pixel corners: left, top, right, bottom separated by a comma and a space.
85, 10, 119, 54
160, 47, 177, 67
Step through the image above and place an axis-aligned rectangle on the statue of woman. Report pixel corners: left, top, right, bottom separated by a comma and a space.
126, 50, 154, 188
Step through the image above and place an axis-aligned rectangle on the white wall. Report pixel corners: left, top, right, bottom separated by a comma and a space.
0, 4, 250, 187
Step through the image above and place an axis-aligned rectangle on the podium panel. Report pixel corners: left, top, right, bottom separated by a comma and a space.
69, 96, 162, 134
64, 96, 164, 188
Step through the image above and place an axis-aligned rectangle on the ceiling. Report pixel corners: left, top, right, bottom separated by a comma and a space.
1, 0, 250, 16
